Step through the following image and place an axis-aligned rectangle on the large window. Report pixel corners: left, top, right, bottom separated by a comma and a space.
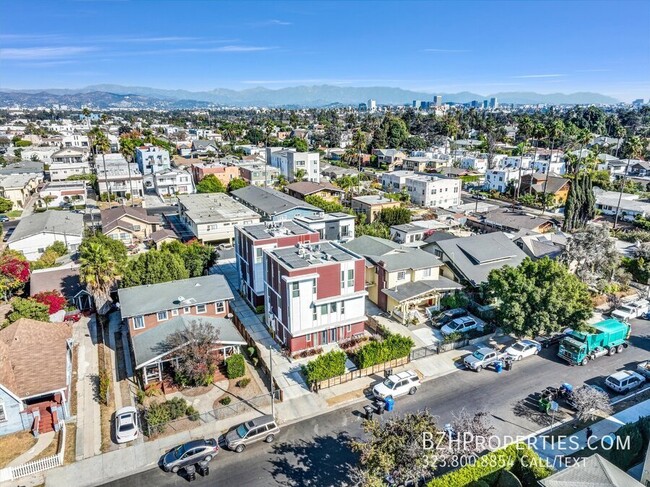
156, 311, 168, 322
255, 248, 263, 264
347, 269, 354, 287
330, 302, 337, 313
132, 316, 145, 329
196, 304, 207, 314
216, 301, 225, 313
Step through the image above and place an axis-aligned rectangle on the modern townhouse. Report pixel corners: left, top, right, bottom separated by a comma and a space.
96, 164, 144, 199
264, 241, 367, 352
460, 156, 488, 173
293, 212, 355, 242
403, 173, 462, 208
61, 134, 89, 148
235, 221, 320, 308
177, 192, 261, 243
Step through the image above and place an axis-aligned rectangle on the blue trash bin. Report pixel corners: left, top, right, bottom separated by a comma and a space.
494, 361, 503, 373
385, 396, 395, 412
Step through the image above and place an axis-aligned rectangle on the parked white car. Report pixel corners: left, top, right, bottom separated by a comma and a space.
505, 340, 542, 361
115, 406, 139, 444
372, 370, 421, 400
605, 371, 646, 393
440, 316, 479, 336
611, 299, 650, 321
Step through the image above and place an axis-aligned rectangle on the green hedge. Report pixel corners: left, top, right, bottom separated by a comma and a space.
355, 333, 414, 369
225, 353, 246, 379
608, 415, 650, 471
427, 444, 552, 487
303, 350, 347, 385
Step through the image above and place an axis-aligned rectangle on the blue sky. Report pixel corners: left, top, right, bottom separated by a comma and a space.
1, 0, 649, 101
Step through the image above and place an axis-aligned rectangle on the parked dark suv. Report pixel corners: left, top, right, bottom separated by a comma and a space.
161, 438, 218, 473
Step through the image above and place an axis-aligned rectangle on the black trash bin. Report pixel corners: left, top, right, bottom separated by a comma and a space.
197, 460, 210, 477
363, 404, 374, 420
384, 368, 393, 378
376, 400, 386, 415
185, 464, 197, 482
504, 359, 513, 371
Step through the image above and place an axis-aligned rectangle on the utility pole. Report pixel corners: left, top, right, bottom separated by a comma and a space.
269, 346, 275, 418
613, 156, 632, 230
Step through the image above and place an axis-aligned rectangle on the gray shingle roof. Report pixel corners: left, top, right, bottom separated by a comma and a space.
433, 232, 527, 287
382, 277, 462, 302
342, 235, 402, 259
540, 453, 643, 487
118, 274, 234, 318
131, 316, 246, 369
7, 210, 84, 244
231, 185, 319, 217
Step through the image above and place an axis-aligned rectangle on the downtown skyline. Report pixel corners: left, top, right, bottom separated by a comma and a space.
1, 0, 649, 101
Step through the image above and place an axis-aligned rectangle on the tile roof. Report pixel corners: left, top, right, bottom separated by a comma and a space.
131, 316, 246, 369
0, 319, 72, 398
7, 210, 84, 244
118, 274, 234, 318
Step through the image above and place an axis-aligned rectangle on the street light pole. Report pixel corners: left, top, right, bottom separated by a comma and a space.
269, 346, 275, 418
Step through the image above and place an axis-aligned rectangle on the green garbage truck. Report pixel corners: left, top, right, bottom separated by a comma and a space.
558, 319, 631, 366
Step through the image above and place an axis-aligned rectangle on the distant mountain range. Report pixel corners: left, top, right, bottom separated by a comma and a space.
0, 84, 620, 108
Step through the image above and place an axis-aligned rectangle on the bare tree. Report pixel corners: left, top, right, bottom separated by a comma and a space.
570, 386, 613, 421
440, 409, 495, 458
165, 320, 221, 386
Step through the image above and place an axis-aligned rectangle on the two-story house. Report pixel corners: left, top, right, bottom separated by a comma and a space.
101, 206, 161, 244
117, 274, 245, 385
351, 195, 401, 223
264, 242, 367, 352
294, 212, 355, 243
235, 221, 320, 308
135, 144, 171, 174
153, 169, 195, 197
343, 236, 461, 324
267, 148, 320, 183
49, 148, 90, 181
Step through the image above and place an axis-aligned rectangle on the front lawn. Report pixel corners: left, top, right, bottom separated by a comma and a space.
0, 431, 37, 468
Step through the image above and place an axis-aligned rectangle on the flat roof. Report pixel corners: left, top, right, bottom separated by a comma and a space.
241, 221, 315, 241
178, 193, 260, 224
269, 241, 358, 270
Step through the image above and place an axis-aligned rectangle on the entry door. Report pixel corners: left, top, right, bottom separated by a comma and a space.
330, 328, 337, 342
321, 330, 328, 345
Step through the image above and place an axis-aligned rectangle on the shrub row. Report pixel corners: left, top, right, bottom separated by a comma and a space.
144, 397, 199, 435
427, 443, 552, 487
303, 350, 347, 386
354, 333, 414, 369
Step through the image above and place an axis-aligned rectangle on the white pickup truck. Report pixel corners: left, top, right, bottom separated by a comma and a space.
463, 347, 507, 372
611, 299, 650, 321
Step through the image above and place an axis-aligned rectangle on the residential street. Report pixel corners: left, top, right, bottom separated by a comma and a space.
103, 319, 650, 487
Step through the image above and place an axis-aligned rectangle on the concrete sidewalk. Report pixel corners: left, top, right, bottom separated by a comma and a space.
533, 397, 650, 465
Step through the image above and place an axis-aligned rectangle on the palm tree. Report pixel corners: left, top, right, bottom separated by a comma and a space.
79, 241, 121, 310
540, 119, 565, 215
88, 128, 112, 203
294, 168, 307, 181
351, 130, 367, 193
614, 135, 644, 229
574, 128, 592, 175
514, 141, 529, 199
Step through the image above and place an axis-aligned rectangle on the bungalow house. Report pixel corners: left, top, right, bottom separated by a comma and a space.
629, 160, 650, 178
285, 181, 344, 202
0, 319, 73, 437
343, 236, 461, 324
425, 232, 527, 288
29, 263, 94, 311
373, 149, 407, 170
190, 140, 219, 158
7, 211, 84, 260
466, 207, 559, 234
519, 173, 571, 205
117, 274, 245, 385
101, 206, 161, 245
513, 231, 568, 260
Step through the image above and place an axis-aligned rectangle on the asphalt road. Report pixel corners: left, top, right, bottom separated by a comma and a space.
104, 319, 650, 487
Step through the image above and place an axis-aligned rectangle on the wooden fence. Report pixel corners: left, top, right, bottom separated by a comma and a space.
314, 356, 410, 390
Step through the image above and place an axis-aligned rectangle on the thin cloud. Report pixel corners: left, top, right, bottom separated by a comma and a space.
0, 46, 96, 60
174, 45, 275, 53
423, 48, 471, 53
513, 74, 565, 79
250, 19, 292, 26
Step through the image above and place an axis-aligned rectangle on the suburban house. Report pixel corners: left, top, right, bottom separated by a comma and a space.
29, 263, 94, 311
629, 160, 650, 178
7, 211, 84, 260
484, 169, 533, 193
237, 162, 280, 186
390, 223, 428, 246
267, 148, 320, 183
425, 231, 528, 287
61, 134, 89, 148
264, 242, 367, 352
0, 319, 73, 437
177, 192, 261, 243
514, 232, 568, 260
38, 180, 87, 208
235, 221, 320, 308
594, 188, 650, 221
343, 236, 461, 324
190, 162, 239, 185
519, 173, 571, 204
467, 207, 559, 234
101, 206, 160, 244
0, 173, 42, 210
540, 453, 644, 487
351, 195, 401, 223
153, 169, 196, 197
117, 274, 244, 386
49, 147, 91, 181
231, 185, 321, 221
135, 144, 171, 174
190, 140, 220, 157
285, 181, 344, 202
373, 149, 407, 170
460, 156, 488, 173
294, 212, 355, 242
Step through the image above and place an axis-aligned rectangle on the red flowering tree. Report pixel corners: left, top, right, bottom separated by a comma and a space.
0, 250, 30, 301
33, 291, 67, 314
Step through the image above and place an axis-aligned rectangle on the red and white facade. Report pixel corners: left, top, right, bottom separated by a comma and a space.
235, 221, 320, 308
264, 242, 367, 352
